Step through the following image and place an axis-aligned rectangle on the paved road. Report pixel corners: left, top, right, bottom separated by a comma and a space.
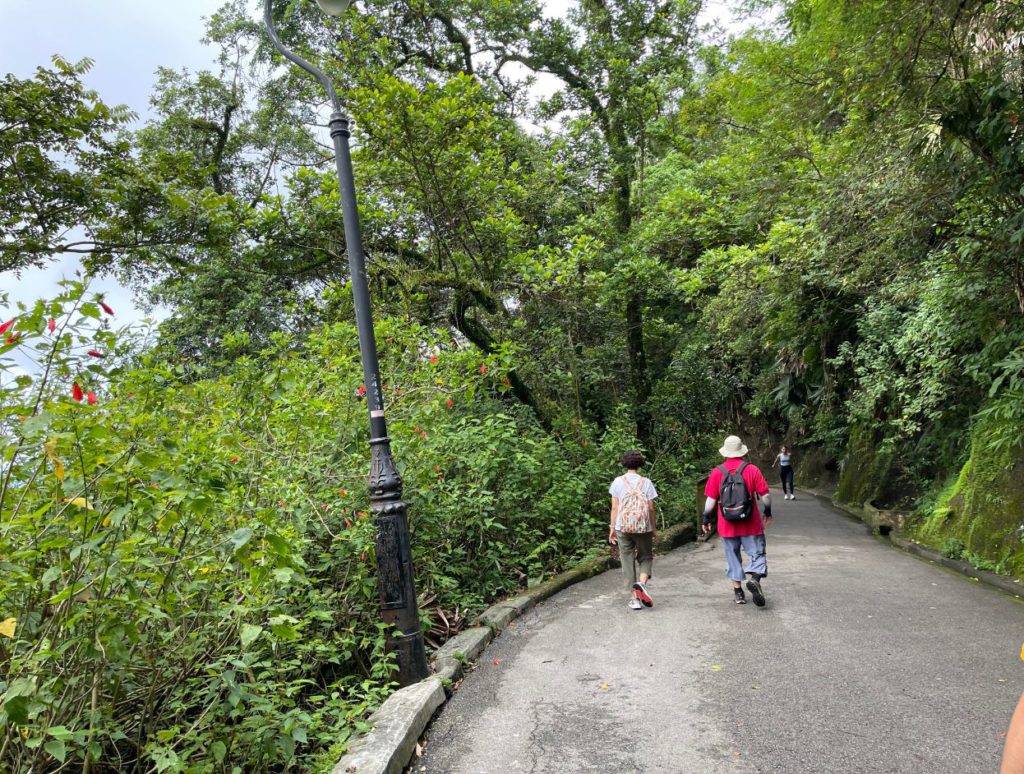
416, 489, 1024, 773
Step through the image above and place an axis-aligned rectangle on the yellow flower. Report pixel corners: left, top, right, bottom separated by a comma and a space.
0, 617, 16, 639
199, 567, 211, 575
44, 438, 64, 480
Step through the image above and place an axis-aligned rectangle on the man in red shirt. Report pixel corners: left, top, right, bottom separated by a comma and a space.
701, 435, 773, 606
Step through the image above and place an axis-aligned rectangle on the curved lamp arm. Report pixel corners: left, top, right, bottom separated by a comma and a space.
263, 0, 343, 114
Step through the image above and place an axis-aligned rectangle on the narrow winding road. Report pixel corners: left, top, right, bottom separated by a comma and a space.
416, 490, 1024, 773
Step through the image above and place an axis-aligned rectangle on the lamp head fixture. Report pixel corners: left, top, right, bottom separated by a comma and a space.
315, 0, 353, 15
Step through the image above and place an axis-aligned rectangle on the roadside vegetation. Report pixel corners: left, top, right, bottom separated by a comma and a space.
2, 0, 1022, 769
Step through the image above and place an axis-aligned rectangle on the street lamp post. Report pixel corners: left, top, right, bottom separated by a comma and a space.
263, 0, 429, 686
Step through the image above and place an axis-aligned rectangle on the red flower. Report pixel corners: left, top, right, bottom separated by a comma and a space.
86, 391, 97, 405
357, 385, 366, 397
0, 319, 13, 334
341, 489, 347, 497
100, 301, 115, 316
430, 355, 438, 364
446, 399, 453, 408
150, 483, 159, 490
436, 465, 441, 472
72, 383, 84, 401
421, 430, 427, 438
492, 659, 500, 666
48, 318, 56, 332
414, 425, 420, 433
323, 503, 329, 510
480, 364, 487, 375
345, 518, 352, 528
438, 475, 443, 482
5, 335, 18, 345
230, 456, 239, 463
87, 350, 104, 359
279, 500, 286, 507
503, 379, 510, 386
360, 552, 367, 562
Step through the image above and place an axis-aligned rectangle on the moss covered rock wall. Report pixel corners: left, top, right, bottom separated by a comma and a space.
835, 424, 895, 506
910, 412, 1024, 577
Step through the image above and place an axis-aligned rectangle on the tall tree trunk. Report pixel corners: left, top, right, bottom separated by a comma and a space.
612, 166, 653, 446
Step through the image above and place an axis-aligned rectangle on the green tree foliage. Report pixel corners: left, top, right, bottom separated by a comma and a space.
659, 0, 1024, 485
0, 57, 136, 273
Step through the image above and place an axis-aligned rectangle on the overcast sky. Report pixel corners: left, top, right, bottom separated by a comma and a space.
0, 0, 751, 329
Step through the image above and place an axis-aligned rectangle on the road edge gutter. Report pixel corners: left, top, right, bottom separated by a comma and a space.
804, 488, 1024, 601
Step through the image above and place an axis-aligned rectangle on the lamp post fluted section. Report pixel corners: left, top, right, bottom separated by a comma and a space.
263, 0, 428, 686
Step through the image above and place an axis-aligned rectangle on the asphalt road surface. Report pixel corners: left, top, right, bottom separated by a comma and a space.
415, 489, 1024, 773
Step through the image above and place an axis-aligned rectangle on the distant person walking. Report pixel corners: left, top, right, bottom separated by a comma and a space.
772, 445, 796, 499
608, 450, 657, 610
702, 435, 773, 606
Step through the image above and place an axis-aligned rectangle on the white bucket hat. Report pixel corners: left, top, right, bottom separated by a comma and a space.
719, 435, 748, 458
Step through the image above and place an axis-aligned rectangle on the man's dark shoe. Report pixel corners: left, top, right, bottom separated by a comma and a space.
746, 577, 766, 607
733, 587, 746, 605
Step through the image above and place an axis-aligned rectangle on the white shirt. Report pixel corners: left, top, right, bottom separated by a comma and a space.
609, 473, 658, 531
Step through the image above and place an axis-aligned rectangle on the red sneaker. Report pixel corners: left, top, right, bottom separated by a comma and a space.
632, 582, 653, 607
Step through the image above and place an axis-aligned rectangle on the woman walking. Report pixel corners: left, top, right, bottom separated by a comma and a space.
608, 450, 658, 610
772, 445, 796, 500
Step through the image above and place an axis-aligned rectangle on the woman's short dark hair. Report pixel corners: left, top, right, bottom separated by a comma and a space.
621, 450, 645, 470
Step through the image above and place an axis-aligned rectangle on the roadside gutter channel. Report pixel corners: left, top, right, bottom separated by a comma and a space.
806, 487, 1024, 601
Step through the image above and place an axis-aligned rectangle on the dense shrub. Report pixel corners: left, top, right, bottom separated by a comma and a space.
0, 284, 695, 772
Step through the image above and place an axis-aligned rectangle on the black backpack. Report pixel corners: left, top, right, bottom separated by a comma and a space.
718, 462, 753, 522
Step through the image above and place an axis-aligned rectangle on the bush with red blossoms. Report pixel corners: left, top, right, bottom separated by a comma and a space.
0, 292, 663, 773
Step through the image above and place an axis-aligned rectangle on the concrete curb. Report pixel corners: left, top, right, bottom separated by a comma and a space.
331, 521, 699, 773
330, 677, 445, 774
803, 487, 1024, 601
431, 627, 493, 685
655, 521, 697, 553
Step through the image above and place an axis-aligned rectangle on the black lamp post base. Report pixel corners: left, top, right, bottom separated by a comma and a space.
371, 437, 429, 684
